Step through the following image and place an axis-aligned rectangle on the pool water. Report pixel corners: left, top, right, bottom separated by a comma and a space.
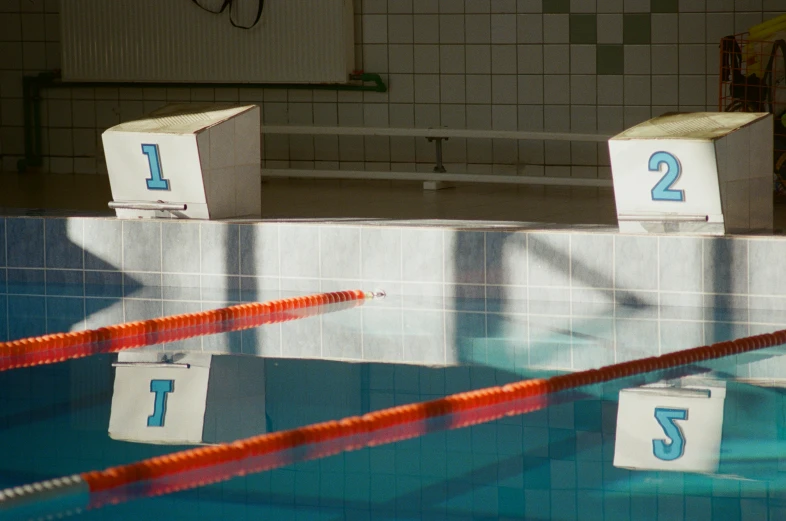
3, 296, 786, 520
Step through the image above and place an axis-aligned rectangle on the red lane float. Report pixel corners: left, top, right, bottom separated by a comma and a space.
0, 290, 376, 372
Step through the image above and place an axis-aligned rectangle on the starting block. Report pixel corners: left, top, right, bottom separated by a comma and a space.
609, 112, 773, 235
102, 103, 261, 220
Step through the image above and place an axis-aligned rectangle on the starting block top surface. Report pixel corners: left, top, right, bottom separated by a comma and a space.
611, 112, 771, 141
108, 103, 258, 135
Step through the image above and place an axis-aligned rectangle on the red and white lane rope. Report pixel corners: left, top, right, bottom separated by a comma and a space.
0, 289, 381, 372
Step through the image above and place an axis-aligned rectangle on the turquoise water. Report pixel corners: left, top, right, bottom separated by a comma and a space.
2, 296, 786, 520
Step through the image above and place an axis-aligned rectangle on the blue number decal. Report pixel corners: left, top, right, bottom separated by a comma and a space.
648, 151, 684, 202
141, 143, 170, 191
652, 407, 687, 461
147, 379, 174, 427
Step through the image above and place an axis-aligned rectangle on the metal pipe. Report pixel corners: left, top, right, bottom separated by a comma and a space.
18, 71, 387, 173
108, 201, 188, 211
617, 214, 710, 222
261, 168, 613, 188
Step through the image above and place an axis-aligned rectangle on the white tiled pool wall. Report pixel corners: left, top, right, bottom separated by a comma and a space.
1, 2, 783, 176
2, 216, 786, 377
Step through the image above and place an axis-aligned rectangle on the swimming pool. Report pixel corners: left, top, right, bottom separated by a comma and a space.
3, 289, 786, 521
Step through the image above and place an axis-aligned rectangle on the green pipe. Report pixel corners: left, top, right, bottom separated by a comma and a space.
17, 71, 387, 173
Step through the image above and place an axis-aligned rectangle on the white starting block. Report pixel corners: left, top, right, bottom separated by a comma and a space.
108, 352, 266, 445
102, 103, 261, 220
609, 112, 773, 235
613, 380, 726, 473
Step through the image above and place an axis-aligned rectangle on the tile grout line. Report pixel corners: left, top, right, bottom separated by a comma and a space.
3, 219, 6, 341
159, 221, 164, 327
43, 220, 48, 334
569, 233, 573, 370
82, 221, 86, 331
359, 227, 364, 359
612, 233, 617, 364
319, 226, 323, 358
657, 236, 661, 356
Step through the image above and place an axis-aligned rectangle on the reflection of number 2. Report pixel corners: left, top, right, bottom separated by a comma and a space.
649, 151, 684, 202
653, 407, 687, 461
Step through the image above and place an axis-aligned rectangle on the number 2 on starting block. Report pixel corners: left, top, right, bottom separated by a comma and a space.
649, 151, 684, 202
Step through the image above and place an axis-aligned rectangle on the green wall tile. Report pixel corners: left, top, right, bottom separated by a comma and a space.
651, 0, 679, 13
596, 45, 624, 75
570, 14, 597, 44
543, 0, 570, 14
623, 14, 651, 45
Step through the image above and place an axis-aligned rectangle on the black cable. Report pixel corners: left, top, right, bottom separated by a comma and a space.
191, 0, 264, 30
192, 0, 231, 15
229, 0, 265, 29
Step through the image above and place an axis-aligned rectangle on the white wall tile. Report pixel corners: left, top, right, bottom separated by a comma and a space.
597, 14, 623, 44
413, 14, 439, 43
678, 44, 705, 75
466, 44, 492, 73
518, 44, 544, 73
518, 75, 544, 104
439, 14, 465, 43
492, 45, 517, 73
544, 75, 570, 104
440, 45, 466, 73
571, 75, 597, 105
492, 75, 518, 104
440, 75, 467, 103
544, 45, 570, 74
466, 74, 492, 103
517, 14, 543, 43
651, 44, 678, 74
651, 14, 679, 44
571, 45, 597, 75
414, 45, 439, 73
543, 14, 569, 44
623, 45, 650, 74
491, 13, 517, 44
678, 13, 706, 44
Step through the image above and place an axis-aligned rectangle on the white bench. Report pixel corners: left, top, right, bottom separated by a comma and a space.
260, 125, 614, 190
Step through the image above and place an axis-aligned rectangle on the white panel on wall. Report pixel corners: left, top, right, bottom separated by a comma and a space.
60, 0, 355, 83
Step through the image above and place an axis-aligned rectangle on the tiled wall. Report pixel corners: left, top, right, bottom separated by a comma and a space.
4, 216, 786, 375
1, 1, 784, 177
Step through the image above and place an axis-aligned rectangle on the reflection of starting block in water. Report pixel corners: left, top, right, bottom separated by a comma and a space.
108, 352, 266, 445
609, 112, 773, 235
102, 103, 261, 220
613, 381, 726, 473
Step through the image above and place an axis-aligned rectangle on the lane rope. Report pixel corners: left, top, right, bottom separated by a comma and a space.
0, 289, 381, 372
2, 327, 785, 519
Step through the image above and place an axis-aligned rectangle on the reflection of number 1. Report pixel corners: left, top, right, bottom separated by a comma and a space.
649, 151, 684, 202
148, 379, 173, 427
652, 407, 687, 461
142, 143, 170, 191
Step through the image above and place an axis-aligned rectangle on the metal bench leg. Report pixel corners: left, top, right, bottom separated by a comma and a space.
424, 136, 454, 191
